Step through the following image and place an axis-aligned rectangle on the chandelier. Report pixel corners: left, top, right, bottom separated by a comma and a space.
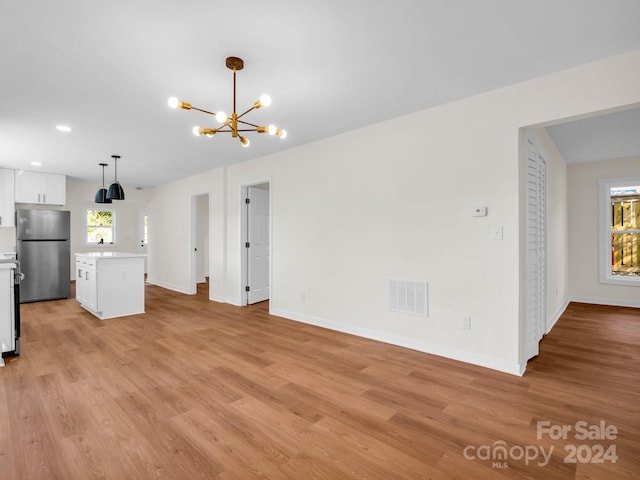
168, 56, 287, 148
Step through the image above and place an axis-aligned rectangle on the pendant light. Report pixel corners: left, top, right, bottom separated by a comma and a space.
106, 154, 125, 200
94, 162, 112, 204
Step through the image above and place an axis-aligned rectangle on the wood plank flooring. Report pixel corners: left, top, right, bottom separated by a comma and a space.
1, 285, 639, 479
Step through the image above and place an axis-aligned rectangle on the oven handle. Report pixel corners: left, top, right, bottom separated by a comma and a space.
14, 268, 24, 285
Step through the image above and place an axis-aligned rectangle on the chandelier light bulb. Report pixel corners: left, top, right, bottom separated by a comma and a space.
240, 136, 250, 147
259, 94, 271, 108
168, 97, 180, 109
267, 124, 277, 135
277, 129, 287, 139
192, 126, 201, 136
215, 111, 228, 123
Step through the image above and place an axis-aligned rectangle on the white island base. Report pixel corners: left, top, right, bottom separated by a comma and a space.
75, 252, 146, 320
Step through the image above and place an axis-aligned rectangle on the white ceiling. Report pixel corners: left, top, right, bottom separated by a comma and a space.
1, 1, 639, 188
546, 106, 640, 164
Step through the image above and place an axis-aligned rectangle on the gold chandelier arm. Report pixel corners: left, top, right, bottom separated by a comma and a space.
190, 106, 220, 116
237, 119, 260, 128
236, 106, 257, 120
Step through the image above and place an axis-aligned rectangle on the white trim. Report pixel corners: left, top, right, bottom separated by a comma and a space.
207, 290, 241, 305
145, 278, 193, 295
547, 299, 569, 334
598, 177, 640, 287
270, 307, 524, 376
571, 296, 640, 309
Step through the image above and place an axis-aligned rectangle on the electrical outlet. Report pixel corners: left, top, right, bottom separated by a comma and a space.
461, 315, 471, 330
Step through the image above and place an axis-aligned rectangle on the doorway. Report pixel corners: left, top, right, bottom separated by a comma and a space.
189, 193, 210, 295
242, 182, 270, 305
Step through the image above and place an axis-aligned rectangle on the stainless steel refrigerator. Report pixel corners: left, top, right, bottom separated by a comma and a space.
16, 209, 71, 303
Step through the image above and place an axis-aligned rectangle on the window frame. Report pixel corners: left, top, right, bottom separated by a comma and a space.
83, 204, 117, 247
599, 177, 640, 286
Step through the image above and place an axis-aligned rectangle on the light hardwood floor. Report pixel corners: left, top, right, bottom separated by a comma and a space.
1, 283, 638, 479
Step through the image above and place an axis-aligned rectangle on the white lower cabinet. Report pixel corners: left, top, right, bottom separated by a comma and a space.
75, 253, 145, 320
75, 258, 97, 311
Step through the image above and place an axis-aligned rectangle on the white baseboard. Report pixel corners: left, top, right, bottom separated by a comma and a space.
145, 278, 193, 295
547, 299, 570, 334
571, 296, 640, 308
209, 295, 242, 306
270, 308, 523, 376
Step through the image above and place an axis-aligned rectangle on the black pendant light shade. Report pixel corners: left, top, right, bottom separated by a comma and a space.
106, 155, 125, 200
95, 163, 112, 204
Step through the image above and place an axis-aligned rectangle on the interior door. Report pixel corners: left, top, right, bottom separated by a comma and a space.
247, 186, 270, 304
138, 209, 148, 274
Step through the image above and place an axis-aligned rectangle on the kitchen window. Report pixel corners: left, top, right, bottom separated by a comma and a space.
84, 206, 116, 246
599, 178, 640, 286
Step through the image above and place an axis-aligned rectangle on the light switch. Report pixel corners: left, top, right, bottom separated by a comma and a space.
492, 225, 503, 240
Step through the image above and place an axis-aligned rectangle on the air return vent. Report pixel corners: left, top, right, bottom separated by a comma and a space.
389, 279, 428, 317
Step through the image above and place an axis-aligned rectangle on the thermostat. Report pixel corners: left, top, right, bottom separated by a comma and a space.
472, 206, 487, 217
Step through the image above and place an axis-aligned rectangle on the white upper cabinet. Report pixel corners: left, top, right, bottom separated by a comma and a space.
15, 170, 66, 205
0, 168, 15, 227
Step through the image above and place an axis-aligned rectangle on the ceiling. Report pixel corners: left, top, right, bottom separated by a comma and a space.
546, 106, 640, 164
1, 1, 639, 189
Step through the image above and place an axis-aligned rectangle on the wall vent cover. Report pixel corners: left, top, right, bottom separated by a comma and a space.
389, 279, 428, 317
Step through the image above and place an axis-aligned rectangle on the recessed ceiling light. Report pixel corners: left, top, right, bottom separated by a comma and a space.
30, 162, 42, 166
56, 125, 72, 132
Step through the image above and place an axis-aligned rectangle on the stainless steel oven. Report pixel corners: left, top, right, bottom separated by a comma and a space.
1, 258, 21, 359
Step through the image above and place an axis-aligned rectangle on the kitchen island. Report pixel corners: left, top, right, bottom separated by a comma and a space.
75, 252, 146, 320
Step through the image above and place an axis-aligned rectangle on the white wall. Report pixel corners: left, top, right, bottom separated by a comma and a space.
568, 156, 640, 306
0, 228, 15, 252
148, 50, 640, 375
146, 169, 224, 296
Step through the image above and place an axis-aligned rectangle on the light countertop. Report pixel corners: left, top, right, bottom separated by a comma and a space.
0, 253, 18, 266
